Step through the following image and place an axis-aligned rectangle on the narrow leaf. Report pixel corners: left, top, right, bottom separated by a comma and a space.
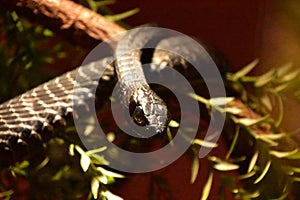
97, 167, 124, 178
80, 153, 91, 172
91, 177, 100, 199
231, 59, 259, 81
188, 93, 209, 105
101, 190, 124, 200
237, 115, 269, 126
69, 144, 75, 156
190, 154, 199, 183
209, 97, 234, 106
260, 95, 272, 111
213, 162, 239, 171
248, 151, 258, 173
254, 160, 271, 184
87, 146, 107, 155
255, 69, 275, 87
226, 126, 240, 159
279, 69, 300, 83
201, 172, 213, 200
106, 8, 140, 22
193, 139, 218, 148
275, 95, 284, 127
166, 127, 174, 146
276, 63, 293, 77
239, 170, 257, 179
225, 107, 242, 115
90, 154, 110, 165
270, 149, 300, 159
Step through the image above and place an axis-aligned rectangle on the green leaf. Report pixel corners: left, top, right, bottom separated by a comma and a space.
254, 160, 271, 184
255, 69, 275, 87
213, 162, 239, 171
100, 175, 116, 185
260, 94, 272, 111
209, 97, 234, 106
237, 115, 269, 126
201, 172, 213, 200
10, 11, 19, 21
83, 116, 96, 136
188, 93, 209, 105
256, 134, 278, 146
293, 177, 300, 182
190, 153, 199, 183
87, 0, 116, 11
97, 167, 124, 178
52, 166, 70, 181
225, 107, 242, 115
80, 153, 91, 172
193, 139, 218, 148
289, 166, 300, 173
0, 189, 14, 199
95, 0, 116, 7
101, 190, 124, 200
274, 192, 288, 200
231, 59, 259, 81
76, 146, 91, 172
168, 120, 180, 127
106, 8, 140, 22
90, 154, 110, 165
87, 146, 107, 155
248, 151, 258, 173
10, 161, 30, 176
233, 189, 260, 199
226, 126, 240, 159
166, 127, 174, 146
270, 149, 300, 159
91, 177, 100, 199
17, 160, 30, 169
276, 63, 294, 79
43, 29, 53, 37
279, 69, 300, 83
257, 132, 292, 140
239, 170, 257, 179
209, 156, 239, 171
69, 144, 75, 156
274, 82, 292, 93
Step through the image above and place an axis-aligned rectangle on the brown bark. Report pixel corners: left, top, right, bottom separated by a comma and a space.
2, 0, 126, 44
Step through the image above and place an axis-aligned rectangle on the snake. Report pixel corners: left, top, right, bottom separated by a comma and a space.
0, 27, 229, 152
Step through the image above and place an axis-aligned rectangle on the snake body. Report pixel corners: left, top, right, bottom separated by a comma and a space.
0, 28, 228, 151
116, 28, 170, 134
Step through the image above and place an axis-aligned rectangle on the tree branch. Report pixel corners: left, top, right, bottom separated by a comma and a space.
2, 0, 125, 44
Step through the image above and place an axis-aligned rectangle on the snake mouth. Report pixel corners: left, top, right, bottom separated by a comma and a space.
131, 105, 149, 127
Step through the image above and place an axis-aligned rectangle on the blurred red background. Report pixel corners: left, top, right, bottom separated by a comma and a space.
106, 1, 300, 199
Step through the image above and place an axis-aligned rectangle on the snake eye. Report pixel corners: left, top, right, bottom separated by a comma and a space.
129, 97, 149, 127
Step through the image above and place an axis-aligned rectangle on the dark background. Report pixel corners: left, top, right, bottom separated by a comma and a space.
109, 0, 265, 70
105, 1, 300, 199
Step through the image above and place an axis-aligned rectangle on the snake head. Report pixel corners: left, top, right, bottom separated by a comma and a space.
129, 87, 170, 133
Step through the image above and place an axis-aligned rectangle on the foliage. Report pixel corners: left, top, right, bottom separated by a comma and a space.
0, 0, 132, 199
0, 10, 69, 102
1, 1, 300, 199
190, 60, 300, 199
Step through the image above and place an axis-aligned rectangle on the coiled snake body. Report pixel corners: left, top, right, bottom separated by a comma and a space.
0, 28, 228, 151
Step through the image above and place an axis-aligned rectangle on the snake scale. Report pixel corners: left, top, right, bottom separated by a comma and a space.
0, 27, 229, 153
